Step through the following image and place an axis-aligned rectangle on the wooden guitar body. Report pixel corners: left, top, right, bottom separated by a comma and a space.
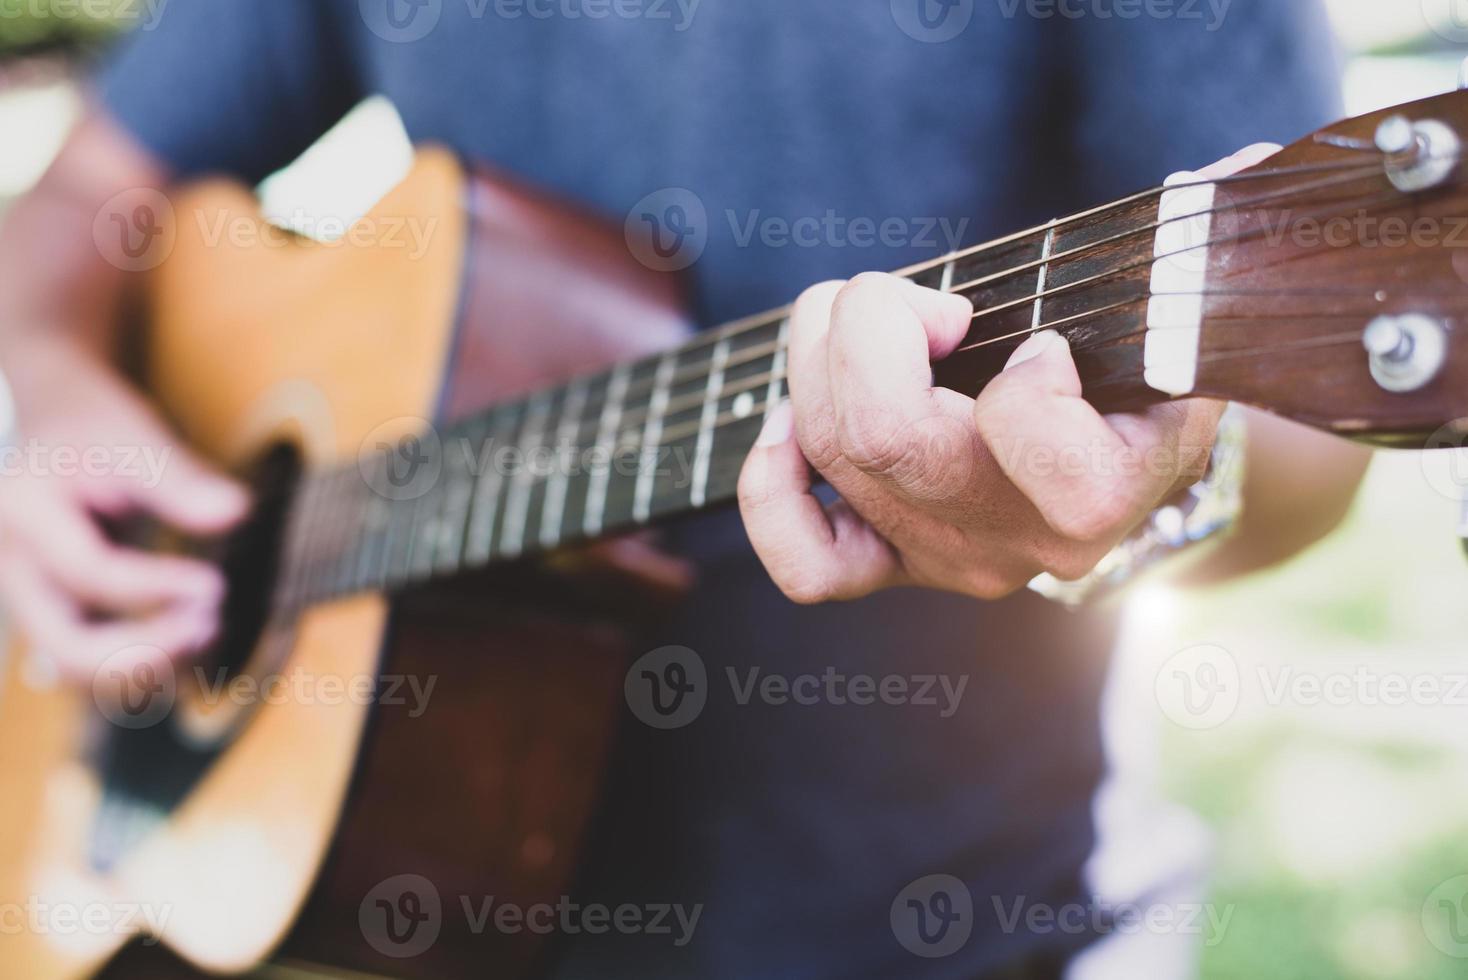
0, 149, 690, 978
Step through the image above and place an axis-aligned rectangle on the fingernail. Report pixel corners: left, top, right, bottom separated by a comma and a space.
756, 399, 794, 447
1005, 330, 1066, 370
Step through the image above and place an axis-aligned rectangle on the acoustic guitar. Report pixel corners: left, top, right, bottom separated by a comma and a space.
5, 87, 1468, 979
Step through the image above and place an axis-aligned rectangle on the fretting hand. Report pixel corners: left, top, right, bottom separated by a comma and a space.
735, 145, 1282, 604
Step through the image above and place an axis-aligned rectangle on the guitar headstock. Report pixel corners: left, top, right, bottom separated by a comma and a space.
1174, 88, 1468, 447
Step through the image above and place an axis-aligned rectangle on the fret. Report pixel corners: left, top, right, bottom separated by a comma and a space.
1033, 198, 1157, 343
1032, 224, 1055, 331
584, 364, 630, 537
355, 491, 392, 594
765, 319, 791, 418
633, 353, 677, 523
557, 371, 612, 547
333, 475, 372, 596
315, 467, 358, 600
540, 375, 590, 549
690, 337, 731, 508
260, 174, 1221, 615
382, 492, 423, 590
381, 438, 435, 588
499, 391, 555, 559
700, 316, 787, 506
432, 417, 486, 575
276, 467, 324, 607
406, 453, 449, 585
462, 402, 524, 567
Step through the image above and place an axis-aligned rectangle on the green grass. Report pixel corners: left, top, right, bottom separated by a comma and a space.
1156, 454, 1468, 979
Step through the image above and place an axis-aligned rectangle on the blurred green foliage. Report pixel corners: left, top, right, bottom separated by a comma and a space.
0, 0, 126, 59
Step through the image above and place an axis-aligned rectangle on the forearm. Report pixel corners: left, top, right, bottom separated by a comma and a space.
1181, 407, 1372, 584
0, 106, 166, 371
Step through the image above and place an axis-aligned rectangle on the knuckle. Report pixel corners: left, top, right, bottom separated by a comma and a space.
779, 569, 835, 606
838, 410, 918, 478
796, 405, 843, 472
753, 541, 836, 605
736, 460, 780, 515
1037, 544, 1108, 583
1046, 486, 1135, 544
965, 568, 1026, 601
831, 272, 897, 321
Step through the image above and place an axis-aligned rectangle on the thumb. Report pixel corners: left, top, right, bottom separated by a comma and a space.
1001, 329, 1083, 395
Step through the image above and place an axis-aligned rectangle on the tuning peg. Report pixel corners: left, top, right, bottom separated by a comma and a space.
1459, 55, 1468, 90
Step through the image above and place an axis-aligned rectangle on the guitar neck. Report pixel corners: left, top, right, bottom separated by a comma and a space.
272, 188, 1183, 610
277, 103, 1468, 611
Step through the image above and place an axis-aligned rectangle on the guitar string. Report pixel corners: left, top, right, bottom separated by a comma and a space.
300, 168, 1444, 583
474, 171, 1441, 442
441, 159, 1420, 446
288, 314, 1405, 605
287, 154, 1456, 590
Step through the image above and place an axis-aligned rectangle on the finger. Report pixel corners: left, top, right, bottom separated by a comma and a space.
11, 488, 225, 613
0, 552, 216, 683
737, 400, 903, 604
974, 331, 1175, 544
116, 442, 250, 535
1111, 397, 1227, 497
824, 273, 977, 490
785, 280, 845, 470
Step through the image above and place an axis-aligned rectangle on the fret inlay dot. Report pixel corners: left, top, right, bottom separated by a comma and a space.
732, 392, 756, 419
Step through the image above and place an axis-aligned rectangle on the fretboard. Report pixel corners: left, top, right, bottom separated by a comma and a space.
276, 188, 1176, 611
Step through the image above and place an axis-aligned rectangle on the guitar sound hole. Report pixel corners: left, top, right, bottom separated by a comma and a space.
206, 442, 302, 684
86, 443, 302, 872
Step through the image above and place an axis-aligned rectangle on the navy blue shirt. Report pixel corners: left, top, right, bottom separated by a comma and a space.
99, 3, 1340, 976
